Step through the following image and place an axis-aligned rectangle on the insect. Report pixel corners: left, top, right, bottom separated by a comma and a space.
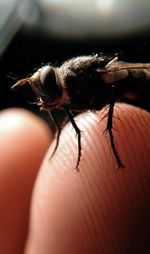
11, 54, 150, 169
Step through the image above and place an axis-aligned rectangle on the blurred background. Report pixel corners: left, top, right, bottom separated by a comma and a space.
1, 0, 150, 121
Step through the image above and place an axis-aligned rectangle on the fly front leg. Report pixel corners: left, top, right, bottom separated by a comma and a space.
64, 105, 81, 170
106, 86, 124, 168
48, 111, 62, 158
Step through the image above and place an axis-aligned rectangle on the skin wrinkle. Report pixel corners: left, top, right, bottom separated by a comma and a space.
75, 178, 98, 244
51, 126, 75, 168
81, 130, 102, 171
121, 108, 139, 166
81, 113, 109, 170
140, 110, 150, 130
135, 111, 150, 154
78, 164, 107, 252
119, 106, 149, 183
83, 179, 116, 253
115, 107, 134, 168
76, 186, 102, 253
63, 127, 79, 165
80, 170, 121, 253
132, 112, 148, 165
43, 157, 100, 252
68, 180, 95, 253
106, 177, 131, 252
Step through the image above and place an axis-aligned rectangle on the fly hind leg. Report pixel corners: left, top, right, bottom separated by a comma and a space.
106, 86, 124, 168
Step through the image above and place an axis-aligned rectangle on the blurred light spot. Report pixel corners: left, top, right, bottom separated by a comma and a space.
17, 1, 39, 25
96, 0, 114, 13
0, 114, 20, 130
40, 0, 66, 4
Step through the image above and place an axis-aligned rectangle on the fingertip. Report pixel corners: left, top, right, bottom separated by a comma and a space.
26, 104, 150, 254
0, 108, 53, 163
0, 108, 53, 254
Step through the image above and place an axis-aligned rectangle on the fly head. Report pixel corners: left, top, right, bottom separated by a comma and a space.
11, 65, 63, 111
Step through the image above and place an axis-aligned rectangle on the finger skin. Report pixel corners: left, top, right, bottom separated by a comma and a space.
25, 104, 150, 254
0, 109, 52, 254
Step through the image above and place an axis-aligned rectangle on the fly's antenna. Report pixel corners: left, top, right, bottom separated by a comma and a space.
7, 73, 19, 82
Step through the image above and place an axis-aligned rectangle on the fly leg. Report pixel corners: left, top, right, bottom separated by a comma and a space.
64, 105, 81, 170
48, 111, 62, 158
106, 86, 124, 168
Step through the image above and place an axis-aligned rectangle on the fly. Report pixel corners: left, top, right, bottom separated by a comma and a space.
11, 54, 150, 169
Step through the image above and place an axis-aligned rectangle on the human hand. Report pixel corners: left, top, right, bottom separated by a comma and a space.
0, 104, 150, 254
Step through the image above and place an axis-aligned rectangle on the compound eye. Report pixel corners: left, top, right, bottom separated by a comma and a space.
40, 66, 56, 95
39, 65, 62, 102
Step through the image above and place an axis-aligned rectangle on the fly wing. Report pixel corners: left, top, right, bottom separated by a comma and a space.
98, 58, 150, 74
97, 59, 150, 84
97, 59, 150, 111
